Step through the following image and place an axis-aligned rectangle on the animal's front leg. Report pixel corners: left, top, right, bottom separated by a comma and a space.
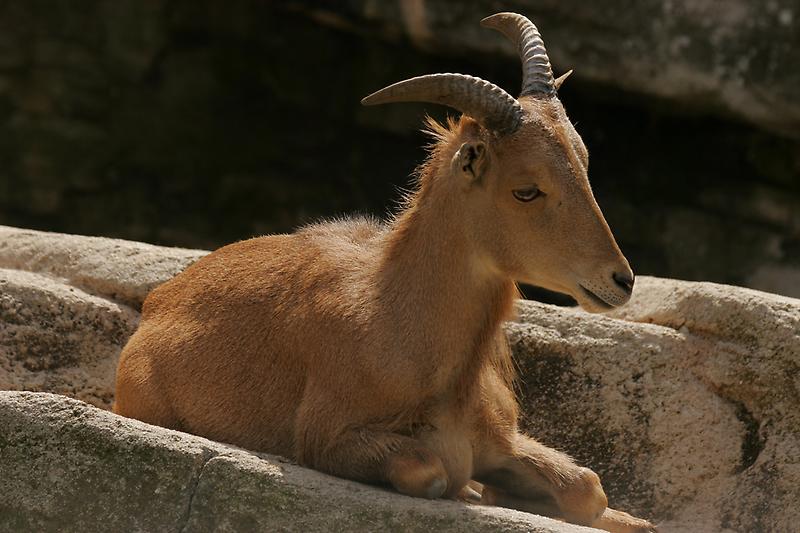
476, 432, 656, 532
477, 432, 607, 524
593, 508, 659, 533
481, 487, 655, 533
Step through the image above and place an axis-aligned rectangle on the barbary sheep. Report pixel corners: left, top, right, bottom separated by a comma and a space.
115, 12, 654, 533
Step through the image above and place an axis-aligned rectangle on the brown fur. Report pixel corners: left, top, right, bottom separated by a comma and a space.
114, 97, 653, 532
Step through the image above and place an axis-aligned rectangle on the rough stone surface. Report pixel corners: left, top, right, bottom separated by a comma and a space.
309, 0, 800, 138
0, 225, 206, 309
0, 268, 138, 409
508, 279, 800, 533
0, 391, 594, 533
1, 226, 799, 532
0, 225, 204, 409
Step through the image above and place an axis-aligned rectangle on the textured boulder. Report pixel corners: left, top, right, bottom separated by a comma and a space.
0, 392, 592, 533
509, 280, 800, 533
0, 268, 137, 409
0, 225, 205, 409
305, 0, 800, 138
1, 226, 799, 532
0, 226, 206, 309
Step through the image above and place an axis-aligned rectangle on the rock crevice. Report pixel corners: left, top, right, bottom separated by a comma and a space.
177, 449, 218, 533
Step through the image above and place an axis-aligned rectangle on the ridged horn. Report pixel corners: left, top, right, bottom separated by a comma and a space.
361, 73, 523, 134
481, 12, 556, 97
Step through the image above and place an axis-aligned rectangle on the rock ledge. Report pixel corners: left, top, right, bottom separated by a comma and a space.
0, 391, 592, 533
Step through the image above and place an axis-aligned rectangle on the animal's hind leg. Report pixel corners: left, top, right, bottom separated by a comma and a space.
113, 376, 178, 428
113, 345, 179, 429
298, 427, 450, 499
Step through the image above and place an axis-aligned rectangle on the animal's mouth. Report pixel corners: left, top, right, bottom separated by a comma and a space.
578, 285, 615, 310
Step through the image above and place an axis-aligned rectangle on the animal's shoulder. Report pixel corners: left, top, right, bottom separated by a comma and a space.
193, 215, 386, 271
141, 216, 386, 318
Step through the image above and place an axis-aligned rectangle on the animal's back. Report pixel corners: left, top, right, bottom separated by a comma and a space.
114, 217, 386, 457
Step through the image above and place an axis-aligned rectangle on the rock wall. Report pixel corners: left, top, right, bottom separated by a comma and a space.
510, 280, 800, 532
1, 225, 798, 532
310, 0, 800, 137
0, 225, 203, 408
0, 1, 798, 296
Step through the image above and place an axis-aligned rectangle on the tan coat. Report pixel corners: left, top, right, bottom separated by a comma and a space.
115, 105, 652, 532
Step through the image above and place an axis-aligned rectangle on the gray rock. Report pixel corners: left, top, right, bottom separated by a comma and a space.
0, 225, 204, 410
304, 0, 800, 138
0, 267, 138, 409
0, 391, 593, 533
0, 225, 206, 309
508, 277, 800, 532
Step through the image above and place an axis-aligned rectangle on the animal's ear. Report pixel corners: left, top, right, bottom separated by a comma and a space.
554, 69, 573, 90
452, 141, 487, 184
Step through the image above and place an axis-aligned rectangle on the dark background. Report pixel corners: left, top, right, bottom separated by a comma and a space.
1, 0, 798, 297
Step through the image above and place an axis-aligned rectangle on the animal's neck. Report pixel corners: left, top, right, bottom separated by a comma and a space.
377, 158, 517, 398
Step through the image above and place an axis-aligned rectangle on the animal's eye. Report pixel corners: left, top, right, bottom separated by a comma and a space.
512, 186, 542, 202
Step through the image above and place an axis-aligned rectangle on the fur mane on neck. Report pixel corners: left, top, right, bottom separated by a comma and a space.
388, 115, 479, 222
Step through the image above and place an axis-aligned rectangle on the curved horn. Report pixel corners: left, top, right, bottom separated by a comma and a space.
481, 12, 556, 97
361, 73, 523, 134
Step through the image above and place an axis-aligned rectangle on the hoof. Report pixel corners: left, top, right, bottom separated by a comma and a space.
386, 448, 449, 499
557, 467, 608, 525
593, 507, 659, 533
457, 483, 483, 503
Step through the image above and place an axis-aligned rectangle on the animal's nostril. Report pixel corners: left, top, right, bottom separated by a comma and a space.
612, 271, 635, 294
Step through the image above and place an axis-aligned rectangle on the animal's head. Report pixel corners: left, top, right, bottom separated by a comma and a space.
363, 12, 633, 312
